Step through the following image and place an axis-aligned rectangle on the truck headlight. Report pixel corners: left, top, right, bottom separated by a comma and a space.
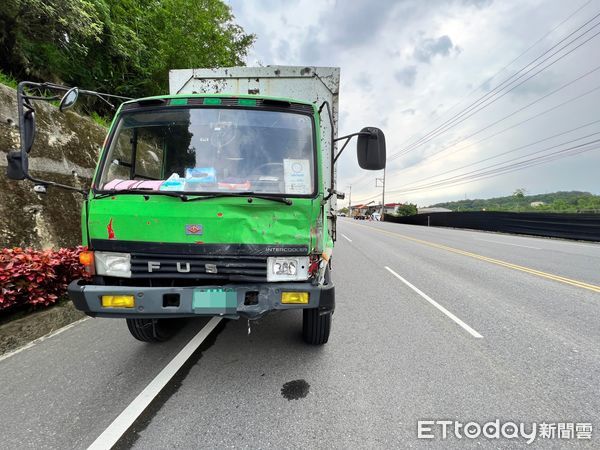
95, 252, 131, 278
267, 256, 309, 282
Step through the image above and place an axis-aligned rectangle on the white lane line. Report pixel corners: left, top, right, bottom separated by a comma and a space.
88, 317, 223, 450
0, 317, 90, 363
341, 234, 353, 242
384, 267, 483, 339
475, 238, 541, 250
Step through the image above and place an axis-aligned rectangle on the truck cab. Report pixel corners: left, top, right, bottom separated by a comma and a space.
6, 66, 386, 345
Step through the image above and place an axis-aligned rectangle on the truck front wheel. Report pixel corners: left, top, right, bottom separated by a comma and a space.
302, 309, 331, 345
126, 318, 177, 342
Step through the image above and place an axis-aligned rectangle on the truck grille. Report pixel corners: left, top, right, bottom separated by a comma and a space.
130, 252, 268, 282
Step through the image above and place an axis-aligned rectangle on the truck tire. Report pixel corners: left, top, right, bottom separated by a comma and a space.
302, 308, 331, 345
126, 318, 177, 342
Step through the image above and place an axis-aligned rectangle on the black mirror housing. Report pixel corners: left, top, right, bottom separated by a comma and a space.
6, 151, 26, 180
23, 110, 35, 153
357, 127, 386, 170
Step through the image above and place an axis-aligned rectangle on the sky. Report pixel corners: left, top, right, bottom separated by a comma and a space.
227, 0, 600, 206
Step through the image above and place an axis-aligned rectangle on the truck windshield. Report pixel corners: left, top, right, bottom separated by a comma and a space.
97, 107, 315, 196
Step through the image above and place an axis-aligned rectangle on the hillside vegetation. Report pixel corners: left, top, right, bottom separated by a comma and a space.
430, 191, 600, 213
0, 0, 254, 115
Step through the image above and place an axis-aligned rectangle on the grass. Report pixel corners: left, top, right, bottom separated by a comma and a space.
90, 111, 110, 128
0, 70, 18, 89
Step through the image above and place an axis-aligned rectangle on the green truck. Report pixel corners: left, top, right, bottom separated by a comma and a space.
6, 66, 385, 345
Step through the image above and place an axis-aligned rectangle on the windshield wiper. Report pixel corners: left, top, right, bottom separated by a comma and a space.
93, 189, 189, 201
183, 192, 293, 205
93, 189, 293, 205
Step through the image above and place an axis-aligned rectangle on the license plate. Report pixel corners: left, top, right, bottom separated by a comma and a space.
192, 288, 237, 313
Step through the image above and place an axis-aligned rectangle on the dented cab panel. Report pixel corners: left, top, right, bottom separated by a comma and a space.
87, 195, 319, 250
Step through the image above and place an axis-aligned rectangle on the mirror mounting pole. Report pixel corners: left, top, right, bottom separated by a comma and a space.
12, 81, 130, 196
332, 131, 372, 164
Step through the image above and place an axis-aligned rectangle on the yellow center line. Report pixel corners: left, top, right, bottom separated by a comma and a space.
349, 222, 600, 294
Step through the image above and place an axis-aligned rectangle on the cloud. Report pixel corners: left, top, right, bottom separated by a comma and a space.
413, 35, 456, 63
402, 108, 416, 115
355, 72, 373, 91
395, 66, 418, 87
325, 0, 401, 49
463, 0, 494, 9
276, 40, 291, 61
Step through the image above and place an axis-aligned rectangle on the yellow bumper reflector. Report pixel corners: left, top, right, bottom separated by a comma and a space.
281, 292, 309, 304
101, 295, 135, 308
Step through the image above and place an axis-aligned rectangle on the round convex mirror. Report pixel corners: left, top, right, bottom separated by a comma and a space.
59, 87, 79, 111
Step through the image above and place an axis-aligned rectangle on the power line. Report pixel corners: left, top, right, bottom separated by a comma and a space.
388, 66, 600, 171
352, 81, 600, 203
414, 84, 600, 167
348, 2, 600, 200
392, 131, 600, 193
383, 0, 593, 158
393, 118, 600, 189
384, 138, 600, 196
388, 10, 600, 160
355, 136, 600, 204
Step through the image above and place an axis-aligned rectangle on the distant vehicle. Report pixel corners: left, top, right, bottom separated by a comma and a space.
338, 212, 347, 217
371, 212, 381, 221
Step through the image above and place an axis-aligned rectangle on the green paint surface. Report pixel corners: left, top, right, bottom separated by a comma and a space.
238, 98, 256, 106
87, 195, 319, 250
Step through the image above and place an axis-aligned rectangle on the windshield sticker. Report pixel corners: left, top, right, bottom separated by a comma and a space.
185, 167, 216, 183
284, 159, 311, 194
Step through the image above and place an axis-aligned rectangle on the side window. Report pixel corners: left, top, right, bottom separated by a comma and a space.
101, 127, 133, 185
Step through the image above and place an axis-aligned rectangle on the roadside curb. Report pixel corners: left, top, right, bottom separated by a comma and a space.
0, 301, 86, 358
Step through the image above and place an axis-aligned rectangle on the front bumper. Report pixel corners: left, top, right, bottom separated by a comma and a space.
67, 280, 335, 320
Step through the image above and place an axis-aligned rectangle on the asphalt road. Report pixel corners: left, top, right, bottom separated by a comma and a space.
1, 220, 599, 449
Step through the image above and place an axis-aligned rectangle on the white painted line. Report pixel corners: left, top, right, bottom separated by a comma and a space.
384, 267, 483, 339
87, 317, 223, 450
0, 317, 90, 363
341, 234, 353, 242
475, 238, 541, 250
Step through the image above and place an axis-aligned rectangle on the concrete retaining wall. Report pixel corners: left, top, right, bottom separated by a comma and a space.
0, 84, 107, 249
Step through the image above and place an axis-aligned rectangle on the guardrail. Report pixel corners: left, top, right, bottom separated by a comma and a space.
383, 211, 600, 242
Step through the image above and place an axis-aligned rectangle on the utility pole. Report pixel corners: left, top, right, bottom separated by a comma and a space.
375, 168, 386, 220
347, 184, 352, 210
382, 167, 386, 220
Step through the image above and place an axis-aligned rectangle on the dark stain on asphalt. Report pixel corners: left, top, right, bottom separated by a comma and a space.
281, 379, 310, 400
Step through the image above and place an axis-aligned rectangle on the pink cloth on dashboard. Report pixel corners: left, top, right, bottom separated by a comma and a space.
103, 179, 163, 191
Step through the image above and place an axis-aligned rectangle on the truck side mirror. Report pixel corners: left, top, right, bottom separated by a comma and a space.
6, 151, 26, 180
357, 127, 386, 170
59, 87, 79, 111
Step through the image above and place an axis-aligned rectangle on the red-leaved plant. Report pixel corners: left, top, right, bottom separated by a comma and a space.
0, 246, 90, 312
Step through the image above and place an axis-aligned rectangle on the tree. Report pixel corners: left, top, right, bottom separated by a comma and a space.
512, 188, 527, 211
395, 203, 418, 216
512, 188, 527, 199
0, 0, 255, 106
